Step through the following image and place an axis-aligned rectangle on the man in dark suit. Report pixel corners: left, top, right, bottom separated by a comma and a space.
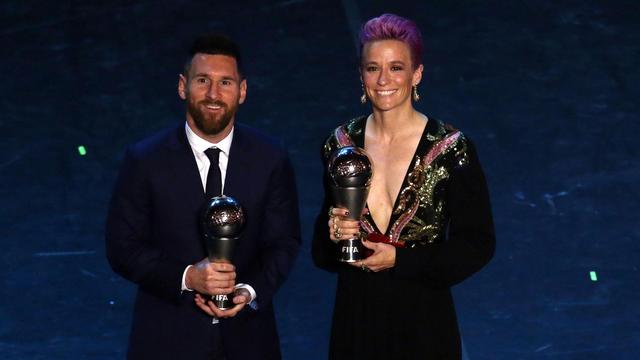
106, 34, 301, 359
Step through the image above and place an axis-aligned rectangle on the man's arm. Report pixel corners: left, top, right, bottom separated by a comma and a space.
105, 147, 187, 303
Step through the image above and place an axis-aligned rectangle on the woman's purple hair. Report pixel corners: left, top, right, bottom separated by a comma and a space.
359, 13, 423, 68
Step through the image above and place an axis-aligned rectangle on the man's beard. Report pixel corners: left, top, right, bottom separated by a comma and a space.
188, 98, 238, 136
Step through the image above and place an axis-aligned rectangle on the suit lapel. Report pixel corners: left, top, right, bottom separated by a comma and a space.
165, 124, 207, 204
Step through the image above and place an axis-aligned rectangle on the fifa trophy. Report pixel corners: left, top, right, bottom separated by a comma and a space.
201, 195, 245, 309
328, 146, 373, 262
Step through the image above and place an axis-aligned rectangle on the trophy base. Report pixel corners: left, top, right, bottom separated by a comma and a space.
210, 293, 233, 310
337, 238, 366, 263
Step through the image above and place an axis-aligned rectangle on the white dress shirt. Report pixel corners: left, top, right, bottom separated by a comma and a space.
181, 122, 257, 311
185, 121, 233, 194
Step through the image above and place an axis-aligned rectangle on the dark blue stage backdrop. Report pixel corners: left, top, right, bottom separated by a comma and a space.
1, 1, 638, 359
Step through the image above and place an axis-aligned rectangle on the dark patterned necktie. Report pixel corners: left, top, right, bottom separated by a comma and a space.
204, 147, 222, 198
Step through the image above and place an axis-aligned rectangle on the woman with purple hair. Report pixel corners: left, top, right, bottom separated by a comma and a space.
313, 13, 495, 359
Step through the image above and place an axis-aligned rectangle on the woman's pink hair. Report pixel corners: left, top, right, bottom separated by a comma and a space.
359, 13, 423, 68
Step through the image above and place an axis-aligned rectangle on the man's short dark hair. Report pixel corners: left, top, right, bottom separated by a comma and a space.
183, 34, 244, 78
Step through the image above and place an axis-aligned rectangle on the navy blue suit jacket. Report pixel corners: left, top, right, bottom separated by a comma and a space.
106, 122, 301, 359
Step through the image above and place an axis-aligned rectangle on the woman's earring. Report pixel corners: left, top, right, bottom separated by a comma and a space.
412, 85, 420, 102
360, 83, 367, 104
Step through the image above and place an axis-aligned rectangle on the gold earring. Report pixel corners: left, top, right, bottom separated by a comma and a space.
360, 83, 367, 104
412, 85, 420, 102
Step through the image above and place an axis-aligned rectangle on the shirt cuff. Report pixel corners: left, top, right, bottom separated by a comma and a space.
181, 265, 193, 292
235, 283, 258, 310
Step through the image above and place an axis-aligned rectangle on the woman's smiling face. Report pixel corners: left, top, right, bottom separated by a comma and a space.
360, 39, 422, 112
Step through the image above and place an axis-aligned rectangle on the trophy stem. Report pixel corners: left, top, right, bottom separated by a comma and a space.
206, 236, 237, 262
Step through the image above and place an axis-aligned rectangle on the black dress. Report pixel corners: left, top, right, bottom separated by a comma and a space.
312, 116, 495, 360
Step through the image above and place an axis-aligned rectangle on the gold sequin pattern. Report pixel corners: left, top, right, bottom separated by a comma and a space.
388, 127, 468, 246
